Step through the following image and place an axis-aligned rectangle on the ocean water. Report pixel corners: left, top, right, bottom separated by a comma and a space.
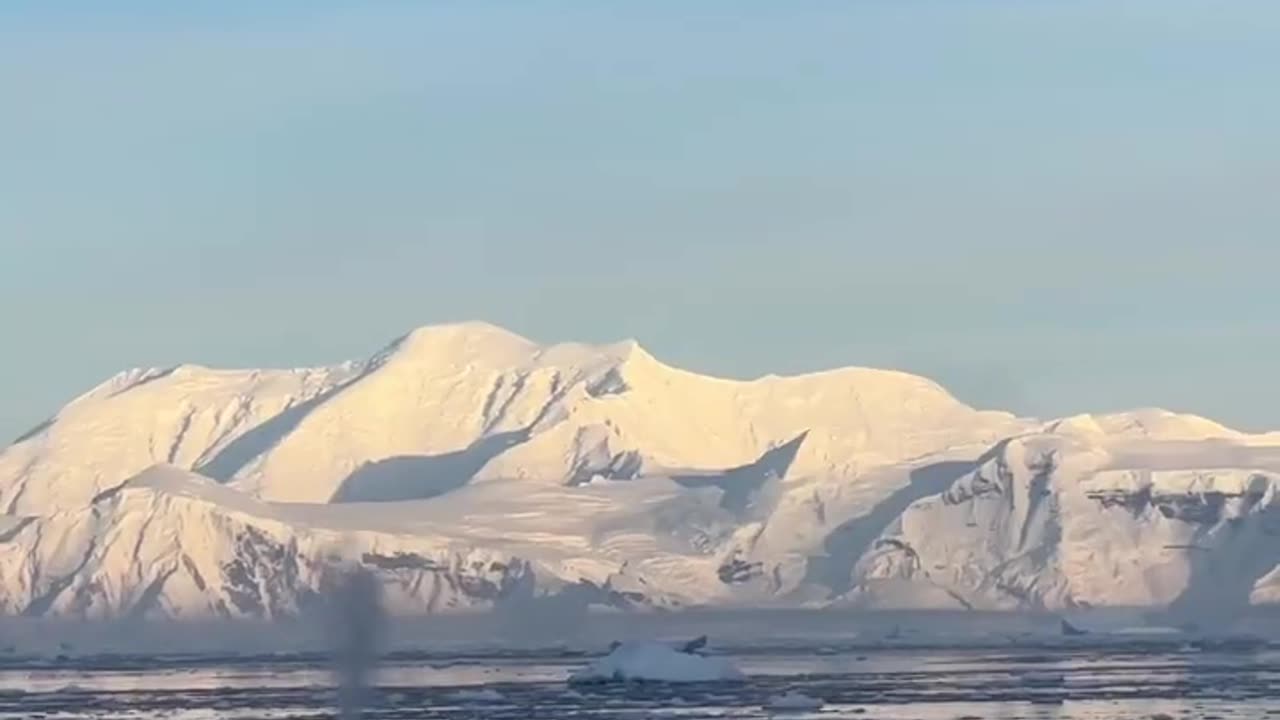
2, 644, 1277, 719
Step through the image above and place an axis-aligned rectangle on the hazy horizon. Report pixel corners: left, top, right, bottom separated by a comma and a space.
4, 0, 1279, 441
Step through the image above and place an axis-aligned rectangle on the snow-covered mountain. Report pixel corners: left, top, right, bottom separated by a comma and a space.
846, 426, 1280, 617
1, 322, 1277, 620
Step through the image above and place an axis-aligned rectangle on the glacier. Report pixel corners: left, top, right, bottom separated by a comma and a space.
1, 321, 1278, 621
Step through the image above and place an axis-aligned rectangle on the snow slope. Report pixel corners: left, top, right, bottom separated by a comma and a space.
847, 428, 1280, 617
0, 465, 563, 619
1, 322, 1278, 620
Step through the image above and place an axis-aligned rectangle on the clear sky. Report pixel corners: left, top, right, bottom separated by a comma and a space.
3, 0, 1278, 442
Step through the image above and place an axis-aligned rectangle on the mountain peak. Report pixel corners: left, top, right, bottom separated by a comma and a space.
377, 322, 538, 366
393, 321, 534, 348
376, 323, 662, 381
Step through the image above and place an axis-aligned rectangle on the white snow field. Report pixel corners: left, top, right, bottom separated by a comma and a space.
2, 322, 1279, 620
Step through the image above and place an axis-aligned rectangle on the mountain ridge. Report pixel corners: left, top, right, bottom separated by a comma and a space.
1, 322, 1277, 620
2, 321, 1023, 511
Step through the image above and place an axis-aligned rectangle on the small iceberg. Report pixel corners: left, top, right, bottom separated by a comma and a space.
445, 688, 505, 703
569, 639, 744, 684
765, 690, 825, 711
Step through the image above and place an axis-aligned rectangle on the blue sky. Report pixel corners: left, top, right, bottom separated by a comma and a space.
3, 0, 1278, 441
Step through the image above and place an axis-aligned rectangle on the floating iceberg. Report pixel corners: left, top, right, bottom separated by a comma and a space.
568, 640, 744, 684
444, 688, 505, 703
765, 690, 825, 711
